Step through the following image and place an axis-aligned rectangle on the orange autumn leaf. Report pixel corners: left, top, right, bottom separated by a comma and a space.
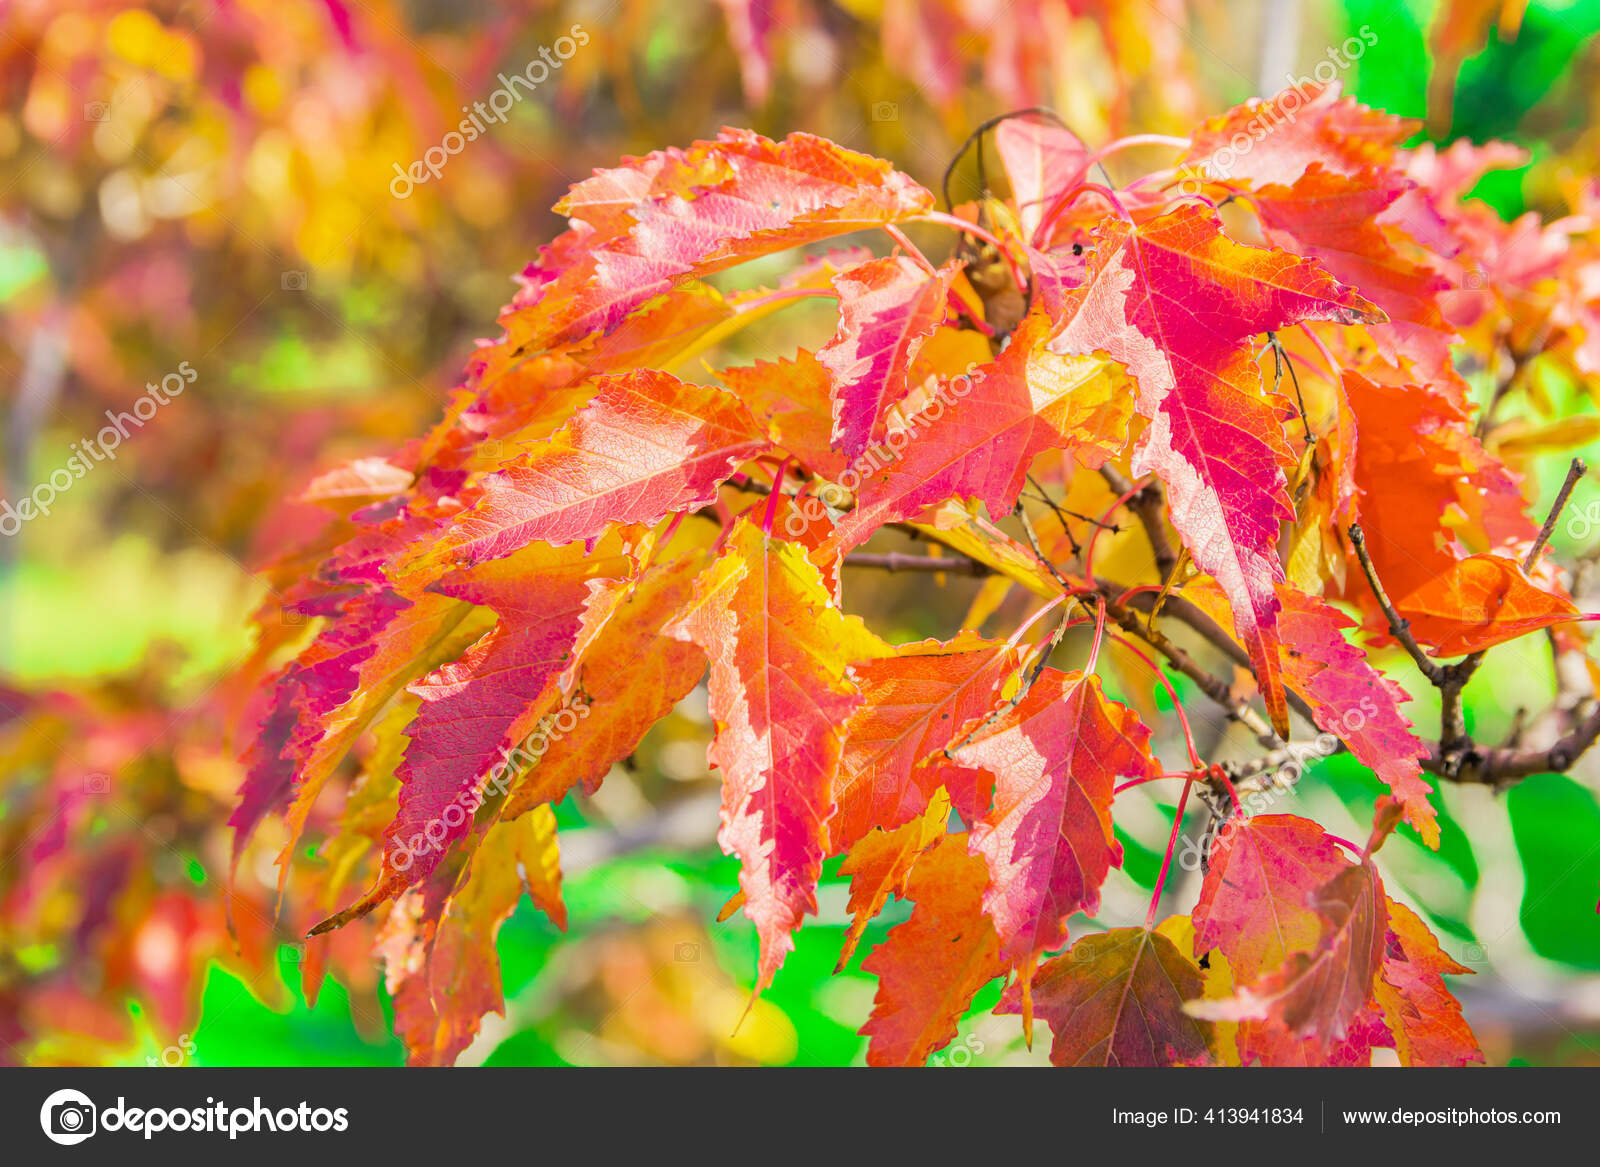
1393, 553, 1586, 656
831, 631, 1019, 852
835, 789, 951, 970
1339, 369, 1535, 608
665, 518, 888, 988
1374, 898, 1484, 1067
859, 834, 1002, 1066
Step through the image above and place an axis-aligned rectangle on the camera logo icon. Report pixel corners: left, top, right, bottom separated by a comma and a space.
40, 1088, 97, 1145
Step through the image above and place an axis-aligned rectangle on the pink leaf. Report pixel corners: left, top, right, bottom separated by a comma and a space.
820, 256, 958, 460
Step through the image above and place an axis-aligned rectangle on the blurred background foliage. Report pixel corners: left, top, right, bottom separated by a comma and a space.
3, 0, 1600, 1067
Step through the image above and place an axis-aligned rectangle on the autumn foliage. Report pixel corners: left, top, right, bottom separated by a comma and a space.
228, 80, 1600, 1068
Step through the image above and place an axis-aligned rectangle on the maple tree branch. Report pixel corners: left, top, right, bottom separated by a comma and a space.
1100, 465, 1178, 581
1005, 497, 1268, 750
932, 490, 1288, 754
826, 491, 1562, 796
1422, 700, 1600, 785
1437, 681, 1472, 757
1524, 457, 1587, 573
1437, 457, 1587, 756
1181, 636, 1600, 797
1092, 580, 1284, 748
1347, 523, 1450, 686
1025, 477, 1116, 530
885, 500, 1284, 786
1218, 740, 1324, 791
939, 105, 1067, 208
1221, 470, 1599, 793
1217, 709, 1600, 799
1024, 473, 1087, 555
745, 470, 1600, 828
1473, 343, 1541, 441
841, 552, 994, 576
1015, 499, 1077, 592
855, 500, 1600, 794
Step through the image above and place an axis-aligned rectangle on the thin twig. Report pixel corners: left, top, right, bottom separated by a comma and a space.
1267, 331, 1313, 447
1023, 475, 1081, 556
1015, 500, 1075, 592
1023, 486, 1119, 531
1524, 457, 1587, 572
1347, 523, 1449, 685
1096, 583, 1282, 748
1473, 345, 1538, 442
1438, 457, 1590, 753
1101, 466, 1178, 580
842, 552, 994, 577
940, 106, 1067, 210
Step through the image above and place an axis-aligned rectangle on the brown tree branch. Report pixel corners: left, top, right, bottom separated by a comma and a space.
1015, 499, 1077, 592
851, 504, 1291, 750
1224, 467, 1600, 793
1435, 702, 1600, 785
842, 552, 994, 576
1095, 584, 1283, 748
1100, 465, 1179, 581
1347, 522, 1450, 686
1428, 458, 1590, 750
776, 461, 1600, 796
1524, 457, 1587, 571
